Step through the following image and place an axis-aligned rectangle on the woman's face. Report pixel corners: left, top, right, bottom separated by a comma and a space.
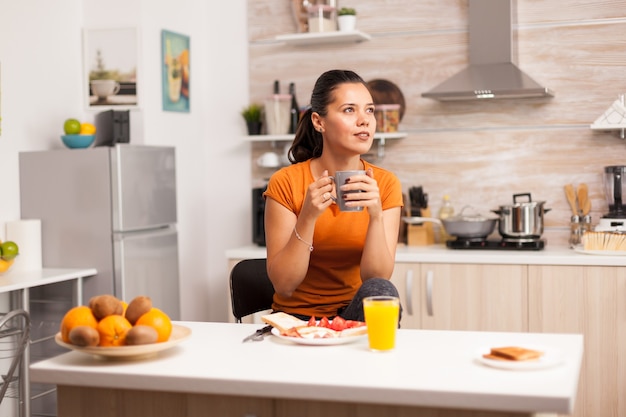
316, 82, 376, 157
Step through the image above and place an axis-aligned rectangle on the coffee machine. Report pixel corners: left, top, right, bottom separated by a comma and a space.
596, 165, 626, 231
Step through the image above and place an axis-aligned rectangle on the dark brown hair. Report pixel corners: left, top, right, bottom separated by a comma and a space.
288, 69, 368, 163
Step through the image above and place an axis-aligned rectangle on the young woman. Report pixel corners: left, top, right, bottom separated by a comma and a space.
264, 69, 403, 322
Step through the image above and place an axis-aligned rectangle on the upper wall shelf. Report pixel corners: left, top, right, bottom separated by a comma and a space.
274, 30, 371, 46
245, 132, 407, 143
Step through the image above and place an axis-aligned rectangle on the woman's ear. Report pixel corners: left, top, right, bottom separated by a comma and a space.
311, 112, 323, 132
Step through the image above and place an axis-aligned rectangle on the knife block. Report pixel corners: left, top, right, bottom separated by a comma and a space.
407, 208, 435, 246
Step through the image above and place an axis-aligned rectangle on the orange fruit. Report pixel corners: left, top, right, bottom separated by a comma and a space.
60, 306, 98, 343
97, 315, 132, 347
135, 308, 172, 343
121, 301, 128, 316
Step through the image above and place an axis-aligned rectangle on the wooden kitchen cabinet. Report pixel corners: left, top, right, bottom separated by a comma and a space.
393, 263, 528, 332
390, 262, 421, 329
528, 265, 626, 417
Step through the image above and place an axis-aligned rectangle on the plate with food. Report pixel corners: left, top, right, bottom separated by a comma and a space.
263, 312, 367, 346
270, 326, 367, 346
55, 324, 192, 360
573, 247, 626, 256
475, 345, 564, 371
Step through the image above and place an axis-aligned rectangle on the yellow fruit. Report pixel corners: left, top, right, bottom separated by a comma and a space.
80, 122, 96, 135
0, 258, 14, 273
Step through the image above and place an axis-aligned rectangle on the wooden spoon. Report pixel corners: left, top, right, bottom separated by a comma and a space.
564, 184, 578, 216
578, 183, 592, 215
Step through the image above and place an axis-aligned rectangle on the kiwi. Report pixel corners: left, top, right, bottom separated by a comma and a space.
125, 296, 153, 325
68, 326, 100, 347
125, 325, 158, 345
89, 294, 124, 320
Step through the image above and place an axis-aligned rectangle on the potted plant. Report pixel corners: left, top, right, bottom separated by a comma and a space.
337, 7, 357, 32
241, 103, 263, 135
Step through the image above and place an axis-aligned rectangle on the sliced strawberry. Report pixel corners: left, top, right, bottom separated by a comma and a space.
307, 316, 317, 327
330, 316, 347, 331
318, 316, 331, 328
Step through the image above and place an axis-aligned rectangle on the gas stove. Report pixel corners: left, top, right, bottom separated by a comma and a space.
446, 238, 545, 251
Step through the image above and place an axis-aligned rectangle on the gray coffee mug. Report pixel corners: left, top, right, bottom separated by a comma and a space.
330, 170, 366, 212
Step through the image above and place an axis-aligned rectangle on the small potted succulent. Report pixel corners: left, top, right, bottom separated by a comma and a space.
241, 103, 263, 135
337, 7, 357, 32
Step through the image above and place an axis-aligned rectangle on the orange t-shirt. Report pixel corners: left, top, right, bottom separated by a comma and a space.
264, 159, 403, 317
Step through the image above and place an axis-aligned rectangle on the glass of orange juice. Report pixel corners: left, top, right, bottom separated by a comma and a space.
363, 296, 400, 351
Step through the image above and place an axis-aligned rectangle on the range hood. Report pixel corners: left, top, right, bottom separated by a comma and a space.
422, 0, 554, 101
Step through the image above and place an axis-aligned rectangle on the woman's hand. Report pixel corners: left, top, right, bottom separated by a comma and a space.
340, 168, 382, 217
300, 170, 335, 220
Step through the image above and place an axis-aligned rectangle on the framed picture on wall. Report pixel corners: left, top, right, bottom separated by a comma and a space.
83, 27, 139, 109
161, 30, 190, 113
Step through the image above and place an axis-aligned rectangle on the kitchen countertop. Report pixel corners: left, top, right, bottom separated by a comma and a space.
0, 267, 97, 294
30, 321, 583, 415
227, 244, 626, 266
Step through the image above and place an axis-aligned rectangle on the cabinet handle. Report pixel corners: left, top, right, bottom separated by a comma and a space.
426, 270, 434, 316
405, 269, 413, 316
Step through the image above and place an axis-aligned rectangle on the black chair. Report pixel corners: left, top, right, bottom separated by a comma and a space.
229, 258, 275, 323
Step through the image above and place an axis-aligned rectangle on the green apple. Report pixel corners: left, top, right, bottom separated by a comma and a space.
64, 118, 81, 135
0, 241, 19, 261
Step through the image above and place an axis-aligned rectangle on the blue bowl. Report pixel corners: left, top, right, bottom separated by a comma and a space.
61, 134, 96, 149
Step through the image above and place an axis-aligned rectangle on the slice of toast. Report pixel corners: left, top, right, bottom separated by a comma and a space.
484, 346, 544, 361
261, 312, 307, 334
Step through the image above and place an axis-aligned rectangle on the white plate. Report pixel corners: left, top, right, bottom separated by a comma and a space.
55, 324, 192, 360
475, 346, 564, 371
271, 327, 366, 346
574, 247, 626, 256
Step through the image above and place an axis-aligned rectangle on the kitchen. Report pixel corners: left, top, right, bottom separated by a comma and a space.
1, 0, 625, 416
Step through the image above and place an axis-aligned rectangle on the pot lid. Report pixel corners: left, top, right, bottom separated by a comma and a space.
500, 193, 546, 207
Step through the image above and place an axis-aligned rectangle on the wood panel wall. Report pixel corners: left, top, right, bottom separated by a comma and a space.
247, 0, 626, 246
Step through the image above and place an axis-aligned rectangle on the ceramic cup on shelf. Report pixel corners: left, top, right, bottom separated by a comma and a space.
257, 151, 281, 168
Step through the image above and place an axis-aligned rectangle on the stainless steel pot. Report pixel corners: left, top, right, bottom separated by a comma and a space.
493, 193, 551, 239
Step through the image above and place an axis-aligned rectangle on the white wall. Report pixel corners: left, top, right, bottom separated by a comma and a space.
0, 0, 251, 322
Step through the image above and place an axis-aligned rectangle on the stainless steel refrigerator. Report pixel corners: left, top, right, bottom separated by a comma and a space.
19, 145, 181, 319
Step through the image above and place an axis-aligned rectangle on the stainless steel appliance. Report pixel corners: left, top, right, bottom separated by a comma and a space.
19, 145, 181, 317
19, 145, 180, 416
596, 166, 626, 232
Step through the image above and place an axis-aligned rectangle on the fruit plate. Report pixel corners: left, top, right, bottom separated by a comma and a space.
271, 327, 367, 346
55, 324, 192, 360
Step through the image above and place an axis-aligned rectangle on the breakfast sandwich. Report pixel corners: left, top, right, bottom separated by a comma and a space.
483, 346, 544, 361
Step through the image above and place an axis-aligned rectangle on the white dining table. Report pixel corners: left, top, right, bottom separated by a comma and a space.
30, 321, 583, 417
